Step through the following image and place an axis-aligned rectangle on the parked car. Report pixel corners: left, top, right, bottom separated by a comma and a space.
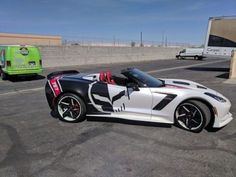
176, 48, 204, 60
0, 45, 42, 80
45, 68, 233, 133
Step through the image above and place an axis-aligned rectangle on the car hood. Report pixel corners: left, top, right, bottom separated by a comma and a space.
162, 78, 220, 95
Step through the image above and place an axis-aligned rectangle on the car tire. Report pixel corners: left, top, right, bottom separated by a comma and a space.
175, 100, 211, 133
56, 93, 86, 123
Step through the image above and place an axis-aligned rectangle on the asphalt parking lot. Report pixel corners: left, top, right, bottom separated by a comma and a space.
0, 58, 235, 177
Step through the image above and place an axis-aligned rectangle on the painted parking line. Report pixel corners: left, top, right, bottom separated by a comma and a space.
0, 87, 44, 97
147, 59, 227, 74
0, 59, 227, 97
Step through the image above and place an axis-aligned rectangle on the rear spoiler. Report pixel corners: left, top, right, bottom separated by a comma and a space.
47, 70, 79, 80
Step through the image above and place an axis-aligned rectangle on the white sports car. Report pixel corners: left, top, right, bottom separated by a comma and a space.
45, 68, 233, 132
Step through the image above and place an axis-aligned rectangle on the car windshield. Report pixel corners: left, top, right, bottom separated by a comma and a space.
123, 68, 164, 87
180, 49, 186, 53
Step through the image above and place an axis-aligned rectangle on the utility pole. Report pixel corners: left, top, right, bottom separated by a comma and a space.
165, 36, 168, 47
162, 31, 164, 47
113, 35, 116, 46
140, 32, 143, 47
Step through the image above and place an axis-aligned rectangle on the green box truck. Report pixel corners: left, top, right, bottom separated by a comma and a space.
0, 45, 43, 80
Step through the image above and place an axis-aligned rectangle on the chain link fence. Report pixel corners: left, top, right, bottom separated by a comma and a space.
62, 36, 194, 48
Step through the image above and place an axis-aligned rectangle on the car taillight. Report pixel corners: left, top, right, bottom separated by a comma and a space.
6, 61, 11, 67
39, 60, 42, 66
49, 77, 61, 96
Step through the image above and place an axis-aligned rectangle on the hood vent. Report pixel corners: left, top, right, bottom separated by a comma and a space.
197, 85, 207, 89
173, 81, 190, 85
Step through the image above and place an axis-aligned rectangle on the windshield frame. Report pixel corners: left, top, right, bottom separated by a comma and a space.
121, 68, 165, 88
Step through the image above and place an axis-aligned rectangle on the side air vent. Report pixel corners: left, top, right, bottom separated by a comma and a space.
173, 81, 190, 85
197, 85, 207, 89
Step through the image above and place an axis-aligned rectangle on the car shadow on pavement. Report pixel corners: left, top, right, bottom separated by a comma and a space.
205, 126, 224, 132
50, 112, 224, 132
176, 58, 206, 61
7, 75, 45, 82
86, 116, 172, 128
174, 122, 223, 133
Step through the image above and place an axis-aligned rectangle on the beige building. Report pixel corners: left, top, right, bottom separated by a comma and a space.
0, 33, 62, 46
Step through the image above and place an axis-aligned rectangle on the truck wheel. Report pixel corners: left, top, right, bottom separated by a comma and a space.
0, 71, 8, 80
198, 56, 203, 60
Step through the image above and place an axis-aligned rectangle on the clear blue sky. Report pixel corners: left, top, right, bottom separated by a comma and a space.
0, 0, 235, 45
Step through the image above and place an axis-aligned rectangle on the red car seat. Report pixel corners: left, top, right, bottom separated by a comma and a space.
99, 71, 107, 82
106, 71, 116, 85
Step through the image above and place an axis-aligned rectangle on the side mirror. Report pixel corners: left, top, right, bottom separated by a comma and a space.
127, 82, 139, 91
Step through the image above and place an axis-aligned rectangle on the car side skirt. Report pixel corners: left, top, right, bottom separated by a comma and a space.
86, 113, 173, 124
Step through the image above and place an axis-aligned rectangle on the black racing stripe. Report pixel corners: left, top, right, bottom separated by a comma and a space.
102, 106, 114, 112
111, 90, 126, 104
197, 85, 207, 89
153, 94, 177, 110
173, 81, 190, 85
90, 82, 113, 112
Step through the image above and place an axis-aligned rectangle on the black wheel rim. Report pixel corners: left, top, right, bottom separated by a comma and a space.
176, 103, 203, 130
58, 96, 81, 121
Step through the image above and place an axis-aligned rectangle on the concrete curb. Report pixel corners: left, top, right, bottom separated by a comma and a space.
224, 79, 236, 84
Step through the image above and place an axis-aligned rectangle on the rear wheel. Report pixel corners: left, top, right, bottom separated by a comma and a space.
175, 100, 210, 133
56, 93, 86, 123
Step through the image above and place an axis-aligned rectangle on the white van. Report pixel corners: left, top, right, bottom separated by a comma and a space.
176, 48, 204, 60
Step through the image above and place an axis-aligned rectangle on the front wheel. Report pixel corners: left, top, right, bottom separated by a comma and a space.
198, 56, 203, 60
175, 100, 211, 133
0, 71, 8, 80
56, 93, 86, 123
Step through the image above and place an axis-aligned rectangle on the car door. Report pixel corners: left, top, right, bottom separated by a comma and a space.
107, 84, 153, 120
88, 81, 115, 113
88, 81, 153, 120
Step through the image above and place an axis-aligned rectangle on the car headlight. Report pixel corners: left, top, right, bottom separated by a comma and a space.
204, 92, 226, 102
